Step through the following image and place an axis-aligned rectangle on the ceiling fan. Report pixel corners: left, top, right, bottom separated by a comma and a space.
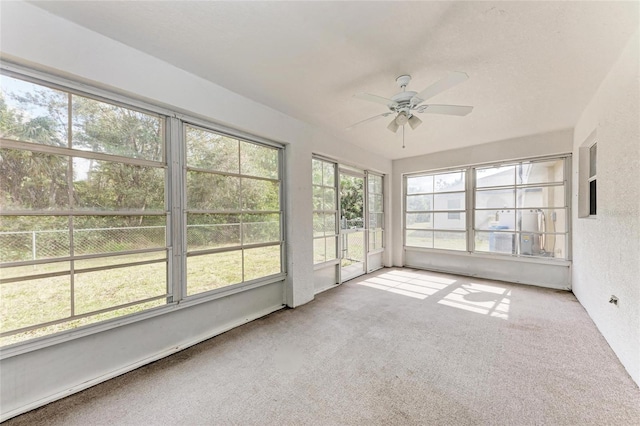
347, 72, 474, 139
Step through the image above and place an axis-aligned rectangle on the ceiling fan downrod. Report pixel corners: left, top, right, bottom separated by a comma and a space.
396, 75, 412, 90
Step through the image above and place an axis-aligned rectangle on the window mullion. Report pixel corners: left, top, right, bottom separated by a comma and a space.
168, 117, 185, 302
364, 171, 370, 257
513, 171, 520, 256
279, 148, 286, 275
467, 167, 474, 253
335, 161, 341, 270
67, 93, 75, 317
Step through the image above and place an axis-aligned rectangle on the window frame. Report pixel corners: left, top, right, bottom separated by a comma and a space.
183, 123, 285, 298
366, 171, 385, 254
472, 158, 569, 259
0, 63, 286, 355
403, 154, 571, 262
0, 71, 171, 344
312, 156, 339, 267
404, 168, 468, 252
588, 143, 597, 216
578, 130, 597, 219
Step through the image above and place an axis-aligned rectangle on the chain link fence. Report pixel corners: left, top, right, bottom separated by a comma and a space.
341, 217, 364, 229
1, 222, 279, 263
0, 226, 165, 262
341, 230, 365, 266
187, 224, 239, 250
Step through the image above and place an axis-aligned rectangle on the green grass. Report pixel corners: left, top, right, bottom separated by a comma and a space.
0, 247, 281, 346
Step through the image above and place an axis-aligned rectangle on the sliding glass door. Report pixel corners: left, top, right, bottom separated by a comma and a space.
313, 158, 385, 289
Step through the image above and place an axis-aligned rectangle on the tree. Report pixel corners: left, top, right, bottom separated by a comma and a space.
0, 93, 69, 214
1, 75, 281, 250
1, 77, 164, 231
340, 175, 363, 222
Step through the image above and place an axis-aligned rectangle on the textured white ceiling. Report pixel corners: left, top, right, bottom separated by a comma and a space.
30, 1, 639, 160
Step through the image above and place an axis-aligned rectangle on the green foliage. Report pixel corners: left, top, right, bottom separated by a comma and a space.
0, 148, 69, 211
340, 175, 364, 221
0, 88, 68, 147
0, 77, 165, 229
186, 126, 280, 213
186, 126, 239, 173
73, 95, 162, 160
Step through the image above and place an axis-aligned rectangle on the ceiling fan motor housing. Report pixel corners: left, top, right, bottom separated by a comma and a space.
390, 91, 418, 105
390, 92, 421, 120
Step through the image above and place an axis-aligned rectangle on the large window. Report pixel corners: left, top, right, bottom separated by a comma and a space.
0, 69, 285, 347
312, 158, 338, 264
404, 156, 569, 260
0, 74, 168, 346
185, 125, 282, 295
405, 170, 467, 251
474, 159, 567, 259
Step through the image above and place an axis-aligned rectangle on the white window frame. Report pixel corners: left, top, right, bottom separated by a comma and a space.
472, 157, 569, 259
403, 154, 571, 263
404, 168, 468, 252
578, 130, 597, 219
0, 63, 286, 355
183, 123, 285, 298
588, 143, 597, 216
312, 156, 339, 268
366, 171, 385, 254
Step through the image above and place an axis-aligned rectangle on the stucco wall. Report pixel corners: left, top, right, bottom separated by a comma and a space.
572, 30, 640, 385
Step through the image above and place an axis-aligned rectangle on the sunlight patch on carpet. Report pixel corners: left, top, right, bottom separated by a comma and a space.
356, 272, 511, 319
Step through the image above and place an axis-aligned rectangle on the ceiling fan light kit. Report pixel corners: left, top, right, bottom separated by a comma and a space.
395, 111, 409, 126
387, 119, 400, 133
350, 71, 474, 147
408, 114, 422, 130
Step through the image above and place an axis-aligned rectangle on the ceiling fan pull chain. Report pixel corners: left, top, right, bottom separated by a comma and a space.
402, 125, 406, 149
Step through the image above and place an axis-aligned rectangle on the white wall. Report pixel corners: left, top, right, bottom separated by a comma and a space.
0, 1, 392, 419
391, 129, 574, 289
572, 30, 640, 386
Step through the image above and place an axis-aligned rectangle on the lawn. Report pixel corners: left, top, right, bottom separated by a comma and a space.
0, 246, 281, 346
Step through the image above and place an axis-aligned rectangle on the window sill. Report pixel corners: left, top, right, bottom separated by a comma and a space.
404, 246, 571, 267
313, 259, 340, 270
0, 273, 286, 360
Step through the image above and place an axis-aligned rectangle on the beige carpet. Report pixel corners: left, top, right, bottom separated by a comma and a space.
5, 268, 640, 425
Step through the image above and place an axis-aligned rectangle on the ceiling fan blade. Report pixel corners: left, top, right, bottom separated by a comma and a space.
354, 93, 399, 108
417, 104, 474, 116
411, 72, 469, 105
345, 112, 394, 131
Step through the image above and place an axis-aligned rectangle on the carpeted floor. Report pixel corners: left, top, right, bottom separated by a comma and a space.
5, 268, 640, 425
